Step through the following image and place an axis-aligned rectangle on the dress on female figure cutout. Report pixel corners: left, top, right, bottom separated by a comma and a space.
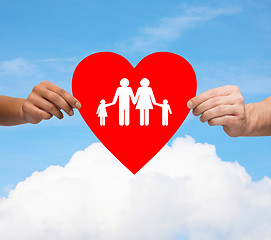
97, 100, 113, 126
135, 87, 155, 110
134, 78, 156, 126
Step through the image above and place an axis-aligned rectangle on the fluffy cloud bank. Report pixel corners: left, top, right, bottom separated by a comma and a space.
0, 136, 271, 240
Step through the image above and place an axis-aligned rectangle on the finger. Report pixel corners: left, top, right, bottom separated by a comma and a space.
41, 80, 81, 109
200, 105, 239, 123
40, 88, 74, 116
193, 95, 236, 116
23, 102, 52, 123
30, 108, 53, 122
31, 94, 64, 119
208, 115, 236, 127
187, 85, 236, 110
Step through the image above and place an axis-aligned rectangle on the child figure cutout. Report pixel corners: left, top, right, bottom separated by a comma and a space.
97, 78, 173, 127
155, 99, 172, 126
97, 100, 113, 126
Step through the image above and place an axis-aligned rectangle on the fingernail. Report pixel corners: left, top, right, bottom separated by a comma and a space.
75, 102, 81, 109
187, 100, 193, 109
69, 110, 74, 116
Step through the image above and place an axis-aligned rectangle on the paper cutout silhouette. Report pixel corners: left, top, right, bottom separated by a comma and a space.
134, 78, 156, 126
96, 100, 113, 126
111, 78, 135, 126
72, 52, 197, 174
155, 100, 172, 126
98, 77, 171, 126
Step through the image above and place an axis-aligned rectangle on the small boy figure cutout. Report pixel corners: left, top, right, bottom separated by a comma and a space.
96, 99, 113, 126
155, 99, 172, 126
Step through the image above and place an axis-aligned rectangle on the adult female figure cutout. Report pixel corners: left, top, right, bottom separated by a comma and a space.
134, 78, 157, 126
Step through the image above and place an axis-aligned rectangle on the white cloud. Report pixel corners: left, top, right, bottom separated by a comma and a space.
195, 60, 271, 95
117, 6, 241, 53
0, 58, 38, 77
0, 136, 271, 240
0, 56, 79, 98
38, 57, 78, 63
0, 57, 78, 78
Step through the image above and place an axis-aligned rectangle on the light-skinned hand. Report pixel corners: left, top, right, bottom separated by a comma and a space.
187, 85, 247, 137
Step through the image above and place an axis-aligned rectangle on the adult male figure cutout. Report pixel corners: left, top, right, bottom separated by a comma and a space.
111, 78, 135, 126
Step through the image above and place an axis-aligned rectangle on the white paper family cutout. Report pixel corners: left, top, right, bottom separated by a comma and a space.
96, 78, 172, 126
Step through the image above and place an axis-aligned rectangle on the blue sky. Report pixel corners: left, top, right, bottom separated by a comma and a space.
0, 0, 271, 197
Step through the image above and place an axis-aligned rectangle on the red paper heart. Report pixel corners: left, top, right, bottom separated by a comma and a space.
72, 52, 197, 174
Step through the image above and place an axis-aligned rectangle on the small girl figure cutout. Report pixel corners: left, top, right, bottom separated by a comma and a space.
155, 99, 172, 126
96, 100, 113, 126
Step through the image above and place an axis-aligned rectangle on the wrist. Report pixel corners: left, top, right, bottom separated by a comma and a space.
16, 98, 28, 124
242, 103, 255, 136
242, 99, 271, 136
